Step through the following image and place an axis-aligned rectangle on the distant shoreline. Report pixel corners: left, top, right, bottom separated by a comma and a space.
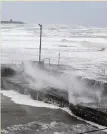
1, 21, 24, 24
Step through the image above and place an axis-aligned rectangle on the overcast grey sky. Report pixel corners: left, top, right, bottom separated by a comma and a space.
1, 2, 107, 26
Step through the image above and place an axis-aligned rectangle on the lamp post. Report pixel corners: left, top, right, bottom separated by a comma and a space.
38, 24, 42, 63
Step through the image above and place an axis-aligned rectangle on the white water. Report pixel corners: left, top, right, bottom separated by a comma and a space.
1, 24, 107, 83
0, 90, 59, 109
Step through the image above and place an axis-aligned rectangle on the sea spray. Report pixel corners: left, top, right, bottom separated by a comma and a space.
22, 61, 103, 105
65, 73, 103, 105
23, 61, 66, 90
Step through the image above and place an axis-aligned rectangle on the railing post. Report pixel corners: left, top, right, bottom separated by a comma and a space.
37, 92, 39, 100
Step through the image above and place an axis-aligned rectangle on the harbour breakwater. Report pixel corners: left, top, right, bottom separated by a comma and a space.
1, 64, 107, 127
69, 103, 107, 127
1, 78, 107, 127
1, 20, 24, 24
1, 79, 69, 107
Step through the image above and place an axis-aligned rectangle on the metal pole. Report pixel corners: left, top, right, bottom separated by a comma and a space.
38, 24, 42, 62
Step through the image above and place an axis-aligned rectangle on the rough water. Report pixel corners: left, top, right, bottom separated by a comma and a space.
1, 24, 107, 82
1, 24, 107, 134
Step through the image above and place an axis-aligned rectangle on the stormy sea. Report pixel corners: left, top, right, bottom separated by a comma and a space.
1, 24, 107, 134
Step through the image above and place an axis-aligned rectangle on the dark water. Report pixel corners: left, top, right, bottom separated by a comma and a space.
1, 95, 107, 134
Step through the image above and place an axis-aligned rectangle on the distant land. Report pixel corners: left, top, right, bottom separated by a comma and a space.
1, 19, 24, 24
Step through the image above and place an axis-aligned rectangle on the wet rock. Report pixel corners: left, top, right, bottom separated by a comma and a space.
1, 67, 16, 77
